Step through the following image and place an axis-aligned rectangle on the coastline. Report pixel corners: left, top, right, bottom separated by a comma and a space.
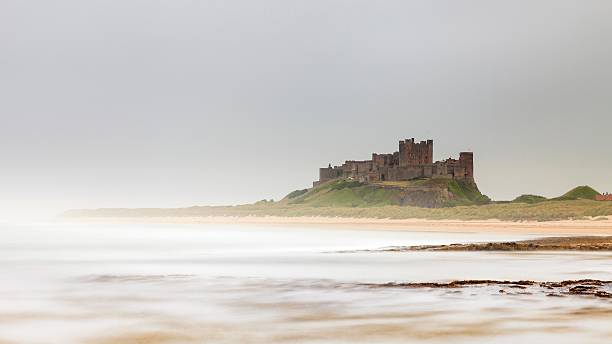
62, 215, 612, 235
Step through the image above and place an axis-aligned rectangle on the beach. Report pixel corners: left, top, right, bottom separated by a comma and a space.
64, 215, 612, 235
1, 221, 612, 343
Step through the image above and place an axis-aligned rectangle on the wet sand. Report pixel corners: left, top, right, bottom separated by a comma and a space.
4, 223, 611, 343
6, 275, 612, 344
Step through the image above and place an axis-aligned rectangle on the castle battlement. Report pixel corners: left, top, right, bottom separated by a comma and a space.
314, 138, 474, 187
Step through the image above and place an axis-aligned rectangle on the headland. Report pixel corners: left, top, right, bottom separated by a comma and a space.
63, 137, 612, 229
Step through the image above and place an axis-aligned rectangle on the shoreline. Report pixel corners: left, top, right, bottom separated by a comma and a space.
62, 215, 612, 235
364, 236, 612, 252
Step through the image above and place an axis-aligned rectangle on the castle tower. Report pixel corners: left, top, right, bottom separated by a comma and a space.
399, 138, 433, 166
398, 139, 410, 167
459, 152, 474, 179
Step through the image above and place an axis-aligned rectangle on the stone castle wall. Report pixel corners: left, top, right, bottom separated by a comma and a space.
314, 138, 474, 187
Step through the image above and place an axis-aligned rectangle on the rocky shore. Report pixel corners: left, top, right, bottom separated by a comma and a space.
380, 236, 612, 251
361, 279, 612, 298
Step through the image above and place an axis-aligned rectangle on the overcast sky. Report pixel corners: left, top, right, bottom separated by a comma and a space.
2, 0, 612, 219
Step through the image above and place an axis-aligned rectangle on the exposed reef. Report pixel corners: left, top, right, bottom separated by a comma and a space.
375, 236, 612, 252
360, 279, 612, 298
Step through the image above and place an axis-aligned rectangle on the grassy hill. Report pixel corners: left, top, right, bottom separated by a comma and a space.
512, 186, 601, 204
512, 194, 548, 204
552, 186, 600, 201
281, 178, 490, 208
283, 179, 404, 207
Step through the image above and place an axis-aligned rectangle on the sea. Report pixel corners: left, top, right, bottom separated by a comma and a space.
0, 222, 611, 343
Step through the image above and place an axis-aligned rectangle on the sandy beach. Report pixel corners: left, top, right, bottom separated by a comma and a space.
63, 215, 612, 235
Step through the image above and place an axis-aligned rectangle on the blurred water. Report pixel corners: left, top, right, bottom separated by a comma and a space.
0, 223, 611, 343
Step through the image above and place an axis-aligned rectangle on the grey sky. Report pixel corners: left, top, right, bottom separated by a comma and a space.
1, 0, 612, 219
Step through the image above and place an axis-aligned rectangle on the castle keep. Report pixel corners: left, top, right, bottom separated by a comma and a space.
314, 138, 474, 187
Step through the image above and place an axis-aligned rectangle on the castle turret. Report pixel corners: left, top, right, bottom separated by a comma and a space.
459, 152, 474, 179
399, 138, 433, 166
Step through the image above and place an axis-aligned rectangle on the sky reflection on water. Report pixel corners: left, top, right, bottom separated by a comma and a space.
0, 223, 611, 343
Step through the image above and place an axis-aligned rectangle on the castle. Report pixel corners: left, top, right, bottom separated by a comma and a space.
314, 138, 474, 187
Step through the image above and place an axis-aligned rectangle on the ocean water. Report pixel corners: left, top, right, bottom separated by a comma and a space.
0, 222, 611, 343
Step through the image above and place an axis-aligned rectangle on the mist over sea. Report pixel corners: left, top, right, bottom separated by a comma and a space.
0, 223, 611, 343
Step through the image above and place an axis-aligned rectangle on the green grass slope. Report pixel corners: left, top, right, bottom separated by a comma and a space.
512, 186, 600, 204
552, 186, 600, 201
282, 178, 489, 208
512, 194, 548, 204
285, 189, 308, 199
444, 179, 490, 206
282, 179, 404, 207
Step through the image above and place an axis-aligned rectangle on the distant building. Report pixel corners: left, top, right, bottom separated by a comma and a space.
596, 193, 612, 201
314, 138, 474, 187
